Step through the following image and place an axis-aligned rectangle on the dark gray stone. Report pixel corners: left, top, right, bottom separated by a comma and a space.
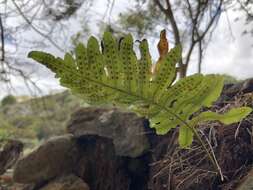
67, 107, 150, 158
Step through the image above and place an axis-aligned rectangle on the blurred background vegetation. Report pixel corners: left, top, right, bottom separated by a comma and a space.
0, 91, 83, 150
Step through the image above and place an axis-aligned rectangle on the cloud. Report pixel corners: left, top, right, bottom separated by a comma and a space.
202, 10, 253, 79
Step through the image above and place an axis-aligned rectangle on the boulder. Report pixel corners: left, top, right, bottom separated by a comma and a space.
241, 78, 253, 93
0, 139, 23, 175
67, 107, 150, 158
13, 135, 79, 184
74, 136, 149, 190
39, 174, 89, 190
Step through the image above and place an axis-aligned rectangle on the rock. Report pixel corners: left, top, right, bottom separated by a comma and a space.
223, 78, 253, 97
0, 140, 23, 175
236, 168, 253, 190
74, 136, 149, 190
241, 78, 253, 94
13, 184, 37, 190
13, 135, 79, 184
67, 107, 150, 158
39, 174, 89, 190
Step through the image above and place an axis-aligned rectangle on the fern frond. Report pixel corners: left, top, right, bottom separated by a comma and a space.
179, 107, 252, 147
28, 32, 252, 149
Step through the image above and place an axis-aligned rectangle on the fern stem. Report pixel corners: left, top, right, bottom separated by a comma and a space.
190, 127, 224, 181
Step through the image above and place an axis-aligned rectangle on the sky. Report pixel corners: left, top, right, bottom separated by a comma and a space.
1, 0, 253, 99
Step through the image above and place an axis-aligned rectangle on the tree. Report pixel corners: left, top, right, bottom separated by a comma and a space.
115, 0, 224, 78
233, 0, 253, 37
110, 0, 253, 78
0, 0, 92, 95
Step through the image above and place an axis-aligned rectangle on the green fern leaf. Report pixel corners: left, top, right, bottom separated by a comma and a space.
151, 45, 181, 101
28, 31, 252, 149
148, 74, 224, 134
179, 107, 252, 147
102, 31, 123, 87
120, 34, 138, 93
137, 39, 152, 98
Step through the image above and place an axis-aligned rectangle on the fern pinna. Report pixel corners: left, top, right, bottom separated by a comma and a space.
28, 31, 251, 177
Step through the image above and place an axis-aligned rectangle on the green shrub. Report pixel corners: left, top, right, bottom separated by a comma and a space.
1, 95, 17, 106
